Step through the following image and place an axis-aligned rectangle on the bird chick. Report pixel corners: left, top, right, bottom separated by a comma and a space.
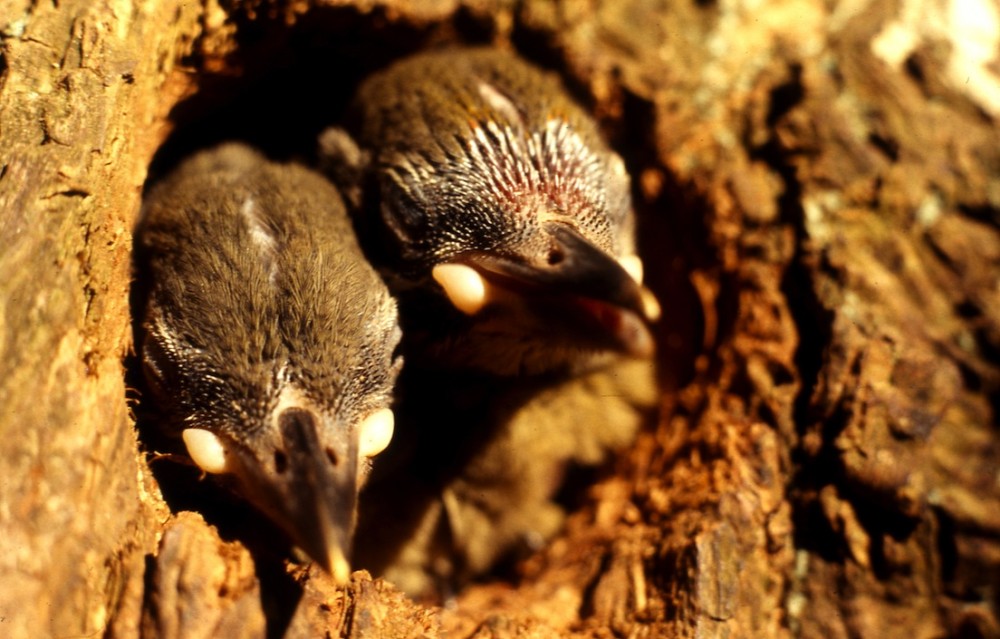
136, 143, 402, 584
321, 46, 660, 376
322, 48, 662, 599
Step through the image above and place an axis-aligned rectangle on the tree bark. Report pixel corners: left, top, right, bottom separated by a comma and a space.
1, 0, 998, 638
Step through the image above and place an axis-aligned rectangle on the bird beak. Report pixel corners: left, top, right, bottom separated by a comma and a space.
432, 222, 660, 358
268, 408, 357, 583
184, 408, 363, 585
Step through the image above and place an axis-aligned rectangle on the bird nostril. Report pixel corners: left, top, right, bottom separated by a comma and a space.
326, 447, 339, 466
547, 248, 565, 266
274, 450, 288, 473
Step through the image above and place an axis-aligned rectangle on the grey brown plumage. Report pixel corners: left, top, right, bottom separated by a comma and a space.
136, 143, 401, 582
325, 47, 656, 376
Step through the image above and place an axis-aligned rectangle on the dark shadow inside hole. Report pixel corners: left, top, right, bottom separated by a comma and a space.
617, 90, 707, 392
145, 5, 447, 186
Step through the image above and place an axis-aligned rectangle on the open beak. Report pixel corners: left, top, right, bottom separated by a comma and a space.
432, 222, 660, 358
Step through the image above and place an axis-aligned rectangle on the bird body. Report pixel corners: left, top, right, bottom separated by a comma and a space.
322, 49, 661, 598
354, 358, 658, 597
136, 143, 401, 582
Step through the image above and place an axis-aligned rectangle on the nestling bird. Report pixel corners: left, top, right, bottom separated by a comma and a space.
321, 48, 661, 598
320, 47, 660, 377
135, 143, 402, 584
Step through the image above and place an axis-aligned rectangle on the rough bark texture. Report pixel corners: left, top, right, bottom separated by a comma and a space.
2, 0, 998, 637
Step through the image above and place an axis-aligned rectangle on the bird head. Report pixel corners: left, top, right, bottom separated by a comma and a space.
138, 144, 402, 582
348, 49, 659, 375
163, 383, 396, 584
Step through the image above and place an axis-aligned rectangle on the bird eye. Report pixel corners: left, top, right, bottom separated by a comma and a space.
358, 408, 394, 458
547, 247, 565, 266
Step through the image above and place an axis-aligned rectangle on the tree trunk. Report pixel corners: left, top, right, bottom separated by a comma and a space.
1, 0, 998, 637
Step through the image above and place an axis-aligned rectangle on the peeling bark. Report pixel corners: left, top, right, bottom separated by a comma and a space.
1, 0, 998, 637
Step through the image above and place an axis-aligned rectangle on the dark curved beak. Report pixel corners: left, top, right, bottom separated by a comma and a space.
488, 223, 648, 316
230, 408, 359, 584
464, 222, 657, 357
